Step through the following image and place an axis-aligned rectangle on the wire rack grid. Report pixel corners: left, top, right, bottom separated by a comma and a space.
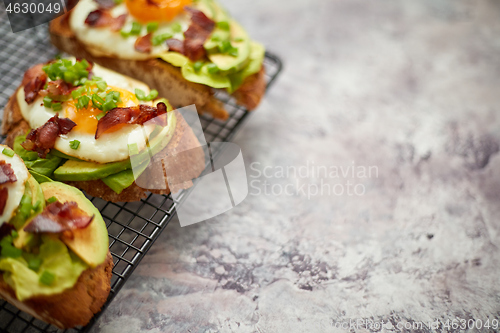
0, 8, 282, 333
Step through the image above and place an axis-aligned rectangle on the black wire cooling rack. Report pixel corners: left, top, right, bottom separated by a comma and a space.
0, 10, 283, 333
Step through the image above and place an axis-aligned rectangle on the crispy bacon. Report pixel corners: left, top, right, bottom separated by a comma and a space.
24, 201, 94, 234
0, 161, 17, 185
22, 114, 77, 158
22, 64, 45, 86
166, 39, 184, 54
111, 14, 127, 31
85, 9, 127, 31
182, 7, 215, 61
135, 33, 153, 53
24, 73, 47, 104
95, 102, 168, 139
0, 187, 8, 216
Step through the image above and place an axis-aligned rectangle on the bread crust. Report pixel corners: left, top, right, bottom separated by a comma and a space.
2, 87, 206, 202
0, 251, 113, 329
49, 12, 266, 120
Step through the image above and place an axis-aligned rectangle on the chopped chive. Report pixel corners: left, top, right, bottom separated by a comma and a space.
39, 270, 55, 285
43, 96, 52, 108
2, 148, 14, 157
130, 22, 142, 35
211, 34, 220, 42
193, 61, 203, 72
47, 196, 58, 204
96, 112, 106, 120
11, 230, 18, 239
96, 81, 107, 91
52, 103, 62, 111
151, 32, 173, 46
147, 22, 159, 33
206, 63, 219, 74
171, 22, 182, 33
103, 100, 117, 112
69, 140, 80, 150
228, 47, 238, 57
71, 86, 85, 99
77, 95, 90, 110
80, 59, 89, 69
147, 89, 158, 100
32, 200, 41, 212
217, 21, 230, 30
128, 143, 139, 155
120, 30, 129, 38
28, 257, 42, 271
135, 88, 146, 100
219, 40, 232, 53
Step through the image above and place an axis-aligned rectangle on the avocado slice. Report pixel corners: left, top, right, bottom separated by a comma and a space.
208, 21, 251, 74
52, 111, 177, 183
53, 159, 132, 182
40, 182, 108, 268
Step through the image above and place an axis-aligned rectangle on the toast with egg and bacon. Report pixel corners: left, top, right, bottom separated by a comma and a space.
49, 0, 267, 120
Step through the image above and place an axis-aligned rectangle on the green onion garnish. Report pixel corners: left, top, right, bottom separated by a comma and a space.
103, 100, 117, 112
217, 21, 230, 30
39, 270, 55, 285
135, 88, 146, 100
219, 40, 232, 53
47, 196, 58, 204
193, 61, 203, 72
147, 22, 159, 33
43, 96, 53, 108
130, 22, 142, 35
11, 230, 18, 239
28, 257, 42, 271
69, 140, 80, 150
228, 48, 238, 57
2, 148, 14, 157
52, 103, 62, 111
77, 95, 90, 110
96, 81, 107, 92
206, 63, 219, 74
96, 112, 106, 120
152, 32, 173, 46
171, 22, 182, 33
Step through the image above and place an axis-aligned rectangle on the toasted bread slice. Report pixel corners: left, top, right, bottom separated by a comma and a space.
49, 12, 266, 120
0, 251, 113, 329
2, 87, 206, 202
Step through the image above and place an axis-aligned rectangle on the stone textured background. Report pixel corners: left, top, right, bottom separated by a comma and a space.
92, 0, 500, 332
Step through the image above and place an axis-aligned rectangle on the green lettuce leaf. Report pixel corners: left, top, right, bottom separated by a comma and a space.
0, 237, 87, 301
14, 135, 63, 177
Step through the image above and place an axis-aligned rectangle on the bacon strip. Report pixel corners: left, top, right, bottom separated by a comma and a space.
135, 33, 153, 53
182, 7, 215, 61
85, 9, 127, 31
95, 102, 168, 139
166, 39, 184, 54
0, 161, 17, 185
0, 187, 8, 216
24, 201, 94, 234
22, 114, 77, 158
24, 73, 47, 104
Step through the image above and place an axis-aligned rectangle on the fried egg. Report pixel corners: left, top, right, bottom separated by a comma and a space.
70, 0, 193, 60
17, 61, 166, 164
0, 145, 29, 225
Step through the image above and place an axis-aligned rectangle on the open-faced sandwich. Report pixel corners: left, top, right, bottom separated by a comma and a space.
0, 145, 112, 328
49, 0, 266, 120
1, 57, 205, 202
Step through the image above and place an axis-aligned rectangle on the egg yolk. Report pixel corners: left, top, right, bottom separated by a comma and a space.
63, 86, 139, 135
125, 0, 191, 23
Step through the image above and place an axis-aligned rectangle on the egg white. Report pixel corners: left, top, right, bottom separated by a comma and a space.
17, 62, 165, 164
0, 145, 29, 225
70, 0, 191, 60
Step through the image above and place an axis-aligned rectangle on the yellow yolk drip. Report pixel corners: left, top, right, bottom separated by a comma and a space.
125, 0, 192, 23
